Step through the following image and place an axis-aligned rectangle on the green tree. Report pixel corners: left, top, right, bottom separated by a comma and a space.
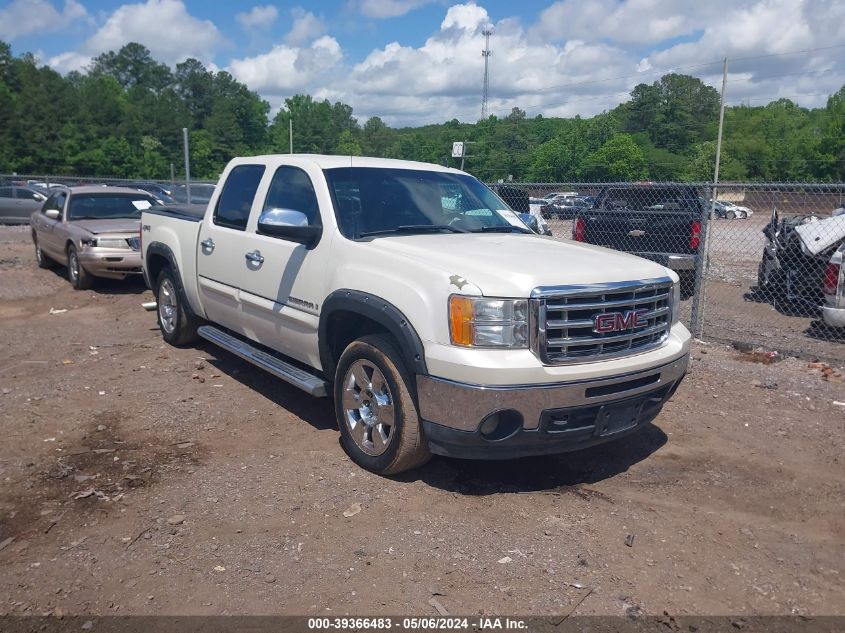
582, 134, 648, 181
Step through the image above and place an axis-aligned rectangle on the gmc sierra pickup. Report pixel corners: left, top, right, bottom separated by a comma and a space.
141, 155, 690, 475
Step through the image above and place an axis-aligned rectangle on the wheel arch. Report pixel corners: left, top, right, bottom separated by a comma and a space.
319, 290, 428, 380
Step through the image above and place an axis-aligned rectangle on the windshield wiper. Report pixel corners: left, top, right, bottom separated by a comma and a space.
477, 225, 531, 234
357, 224, 468, 238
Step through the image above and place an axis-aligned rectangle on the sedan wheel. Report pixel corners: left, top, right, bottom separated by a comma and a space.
67, 245, 92, 290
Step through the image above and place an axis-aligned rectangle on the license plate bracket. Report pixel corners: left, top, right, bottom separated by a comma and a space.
596, 398, 646, 436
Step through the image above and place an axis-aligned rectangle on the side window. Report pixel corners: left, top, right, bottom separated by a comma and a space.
263, 166, 320, 225
0, 187, 13, 198
43, 192, 66, 215
213, 164, 265, 231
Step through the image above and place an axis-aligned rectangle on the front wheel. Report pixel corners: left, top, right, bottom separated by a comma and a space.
334, 334, 431, 475
67, 244, 93, 290
33, 235, 53, 269
155, 268, 199, 346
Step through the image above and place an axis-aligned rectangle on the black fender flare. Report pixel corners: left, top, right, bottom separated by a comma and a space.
319, 290, 428, 378
144, 241, 199, 319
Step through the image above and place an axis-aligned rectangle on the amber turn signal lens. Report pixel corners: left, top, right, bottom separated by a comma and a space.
449, 295, 474, 346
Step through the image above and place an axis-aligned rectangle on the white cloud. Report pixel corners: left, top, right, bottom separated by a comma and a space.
356, 0, 434, 19
228, 36, 344, 94
285, 7, 326, 46
47, 50, 92, 73
83, 0, 222, 65
236, 5, 278, 30
0, 0, 88, 42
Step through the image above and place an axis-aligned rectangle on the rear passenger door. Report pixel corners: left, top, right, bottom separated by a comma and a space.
237, 165, 327, 367
196, 164, 266, 333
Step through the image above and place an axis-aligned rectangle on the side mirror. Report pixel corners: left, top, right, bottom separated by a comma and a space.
45, 208, 60, 219
34, 193, 46, 201
257, 208, 321, 248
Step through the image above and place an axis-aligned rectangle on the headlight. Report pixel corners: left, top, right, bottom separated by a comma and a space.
670, 281, 681, 325
89, 238, 129, 249
449, 295, 528, 348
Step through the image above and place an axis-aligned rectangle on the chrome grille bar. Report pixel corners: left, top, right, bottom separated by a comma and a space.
531, 277, 674, 365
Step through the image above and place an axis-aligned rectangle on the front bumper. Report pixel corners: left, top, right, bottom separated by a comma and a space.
417, 354, 688, 459
78, 248, 143, 279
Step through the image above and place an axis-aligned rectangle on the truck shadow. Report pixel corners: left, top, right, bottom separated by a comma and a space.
199, 344, 337, 432
412, 424, 668, 494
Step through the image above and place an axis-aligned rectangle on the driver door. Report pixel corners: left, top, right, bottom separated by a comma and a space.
237, 165, 327, 368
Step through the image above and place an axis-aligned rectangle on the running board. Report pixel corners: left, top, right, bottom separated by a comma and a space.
197, 325, 328, 397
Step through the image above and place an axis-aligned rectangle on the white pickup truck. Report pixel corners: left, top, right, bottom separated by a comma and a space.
141, 155, 690, 474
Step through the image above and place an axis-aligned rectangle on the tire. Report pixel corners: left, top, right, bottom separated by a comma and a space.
67, 244, 93, 290
155, 267, 200, 346
757, 257, 781, 296
33, 235, 53, 269
334, 334, 431, 475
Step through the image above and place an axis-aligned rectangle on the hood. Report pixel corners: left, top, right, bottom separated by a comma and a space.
364, 233, 673, 296
72, 219, 141, 235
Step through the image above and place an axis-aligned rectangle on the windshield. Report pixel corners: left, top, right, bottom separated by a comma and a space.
68, 194, 159, 220
323, 167, 530, 239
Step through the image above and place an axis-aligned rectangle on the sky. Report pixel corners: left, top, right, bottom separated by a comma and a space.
1, 0, 844, 127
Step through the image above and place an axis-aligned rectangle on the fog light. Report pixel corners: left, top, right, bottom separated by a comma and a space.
478, 409, 523, 441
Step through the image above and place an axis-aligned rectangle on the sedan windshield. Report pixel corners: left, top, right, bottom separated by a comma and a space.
68, 194, 159, 220
324, 167, 530, 239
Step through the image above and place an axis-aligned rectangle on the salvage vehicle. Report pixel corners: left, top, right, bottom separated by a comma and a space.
757, 209, 845, 305
572, 184, 703, 297
30, 186, 159, 289
141, 155, 689, 475
822, 243, 845, 329
0, 185, 47, 224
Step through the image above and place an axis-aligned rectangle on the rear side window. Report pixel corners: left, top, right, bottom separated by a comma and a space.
214, 165, 265, 230
0, 187, 13, 198
263, 166, 320, 225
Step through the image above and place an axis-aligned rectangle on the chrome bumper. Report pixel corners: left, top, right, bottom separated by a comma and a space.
822, 306, 845, 328
633, 253, 696, 271
416, 354, 689, 432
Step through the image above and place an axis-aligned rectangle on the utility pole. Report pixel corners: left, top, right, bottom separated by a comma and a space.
182, 127, 191, 204
169, 163, 174, 189
289, 119, 293, 154
481, 28, 492, 119
690, 57, 728, 339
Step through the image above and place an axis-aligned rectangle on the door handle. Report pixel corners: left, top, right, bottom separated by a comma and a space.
200, 238, 215, 252
245, 250, 264, 265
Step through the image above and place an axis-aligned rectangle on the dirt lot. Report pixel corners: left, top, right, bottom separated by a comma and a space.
1, 225, 844, 617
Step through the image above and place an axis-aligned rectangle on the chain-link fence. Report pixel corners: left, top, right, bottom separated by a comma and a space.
2, 174, 844, 363
490, 181, 845, 363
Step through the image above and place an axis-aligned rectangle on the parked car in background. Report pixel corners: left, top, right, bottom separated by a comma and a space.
171, 183, 216, 205
541, 196, 592, 220
129, 182, 174, 203
491, 185, 551, 235
758, 209, 845, 304
0, 185, 48, 224
822, 242, 844, 329
543, 191, 577, 201
711, 199, 752, 219
30, 186, 160, 289
572, 184, 703, 296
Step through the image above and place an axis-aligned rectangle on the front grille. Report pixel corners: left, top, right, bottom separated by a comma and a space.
532, 278, 673, 364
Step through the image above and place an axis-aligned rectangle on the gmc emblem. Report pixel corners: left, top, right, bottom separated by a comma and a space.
594, 309, 648, 334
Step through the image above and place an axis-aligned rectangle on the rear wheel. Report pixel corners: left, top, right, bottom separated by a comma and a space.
67, 244, 93, 290
334, 334, 431, 475
155, 268, 199, 346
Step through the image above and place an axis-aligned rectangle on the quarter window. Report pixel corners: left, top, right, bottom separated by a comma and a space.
263, 166, 320, 225
213, 164, 266, 231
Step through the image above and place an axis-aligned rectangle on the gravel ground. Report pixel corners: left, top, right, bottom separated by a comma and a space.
1, 225, 844, 617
